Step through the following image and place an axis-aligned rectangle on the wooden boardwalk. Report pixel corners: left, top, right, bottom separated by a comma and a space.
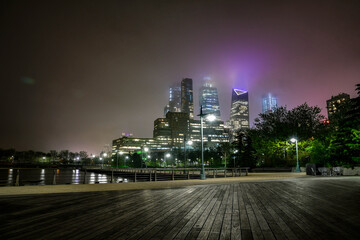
0, 177, 359, 239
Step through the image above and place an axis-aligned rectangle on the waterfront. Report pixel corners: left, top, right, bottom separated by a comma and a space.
0, 168, 128, 186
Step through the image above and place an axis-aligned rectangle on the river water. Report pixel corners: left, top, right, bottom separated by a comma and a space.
0, 168, 129, 186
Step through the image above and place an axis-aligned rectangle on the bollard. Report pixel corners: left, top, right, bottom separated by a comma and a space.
232, 169, 234, 177
188, 171, 190, 180
149, 171, 152, 182
53, 169, 57, 185
154, 170, 157, 181
134, 172, 137, 182
15, 169, 20, 186
224, 169, 226, 178
213, 170, 215, 178
111, 170, 114, 183
172, 170, 174, 181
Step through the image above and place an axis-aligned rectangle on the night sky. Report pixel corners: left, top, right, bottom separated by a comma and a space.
1, 0, 359, 154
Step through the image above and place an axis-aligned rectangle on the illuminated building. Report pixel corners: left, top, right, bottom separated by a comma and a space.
164, 84, 181, 116
188, 119, 229, 148
181, 78, 194, 119
262, 93, 278, 113
326, 93, 350, 119
112, 136, 171, 156
153, 112, 229, 149
199, 79, 221, 120
230, 88, 249, 133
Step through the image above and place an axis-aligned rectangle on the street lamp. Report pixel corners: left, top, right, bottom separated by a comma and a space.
125, 155, 129, 168
199, 105, 216, 180
290, 138, 300, 172
115, 151, 123, 170
184, 140, 193, 167
102, 152, 107, 169
233, 150, 238, 168
164, 153, 171, 168
142, 147, 149, 168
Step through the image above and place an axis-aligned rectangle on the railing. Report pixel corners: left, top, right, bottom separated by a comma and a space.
82, 167, 250, 182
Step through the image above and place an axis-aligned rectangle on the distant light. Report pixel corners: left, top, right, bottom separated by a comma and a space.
187, 140, 193, 145
125, 156, 129, 159
290, 138, 297, 143
119, 151, 124, 155
147, 155, 151, 158
103, 153, 107, 157
165, 153, 171, 158
144, 147, 149, 152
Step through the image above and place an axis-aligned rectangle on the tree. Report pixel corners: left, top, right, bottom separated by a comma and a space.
328, 83, 360, 166
251, 103, 326, 167
217, 142, 232, 168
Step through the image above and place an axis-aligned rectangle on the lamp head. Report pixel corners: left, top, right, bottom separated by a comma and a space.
290, 138, 297, 143
206, 114, 216, 122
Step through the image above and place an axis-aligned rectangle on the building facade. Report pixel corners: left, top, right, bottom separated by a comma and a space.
181, 78, 194, 119
153, 112, 229, 149
164, 84, 181, 116
326, 93, 350, 119
262, 93, 278, 113
230, 88, 249, 133
199, 79, 221, 120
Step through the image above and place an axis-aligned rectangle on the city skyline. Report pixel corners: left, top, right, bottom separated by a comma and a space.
1, 0, 359, 154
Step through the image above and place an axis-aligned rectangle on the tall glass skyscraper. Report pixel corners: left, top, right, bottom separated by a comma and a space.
181, 78, 194, 119
199, 79, 221, 120
164, 84, 181, 116
262, 93, 277, 113
230, 88, 249, 132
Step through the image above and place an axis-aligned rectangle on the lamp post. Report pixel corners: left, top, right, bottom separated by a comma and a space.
102, 152, 107, 169
184, 140, 193, 168
198, 105, 216, 180
290, 138, 300, 172
233, 150, 238, 168
164, 153, 171, 168
142, 147, 149, 168
125, 155, 129, 168
116, 151, 123, 170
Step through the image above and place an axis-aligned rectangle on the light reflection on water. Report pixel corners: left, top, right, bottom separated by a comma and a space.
0, 168, 128, 186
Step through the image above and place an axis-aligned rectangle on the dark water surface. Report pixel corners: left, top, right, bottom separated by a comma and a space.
0, 168, 128, 186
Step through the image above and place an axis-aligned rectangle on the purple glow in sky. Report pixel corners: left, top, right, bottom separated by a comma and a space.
1, 0, 359, 154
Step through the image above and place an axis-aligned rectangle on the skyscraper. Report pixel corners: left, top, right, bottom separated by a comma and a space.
262, 93, 278, 113
181, 78, 194, 119
199, 79, 221, 120
164, 84, 181, 116
230, 89, 249, 132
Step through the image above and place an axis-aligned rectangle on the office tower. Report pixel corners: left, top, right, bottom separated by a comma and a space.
262, 93, 278, 113
181, 78, 194, 119
230, 89, 249, 132
199, 79, 221, 120
164, 84, 181, 116
326, 93, 350, 119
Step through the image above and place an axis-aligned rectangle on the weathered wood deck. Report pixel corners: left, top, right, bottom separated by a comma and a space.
1, 177, 359, 239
